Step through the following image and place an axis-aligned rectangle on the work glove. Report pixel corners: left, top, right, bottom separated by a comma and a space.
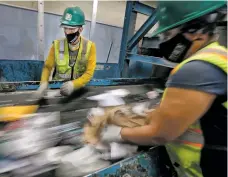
95, 142, 138, 160
60, 81, 74, 96
32, 82, 48, 99
100, 125, 124, 144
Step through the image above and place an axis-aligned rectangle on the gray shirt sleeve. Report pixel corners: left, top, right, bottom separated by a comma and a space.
166, 60, 227, 95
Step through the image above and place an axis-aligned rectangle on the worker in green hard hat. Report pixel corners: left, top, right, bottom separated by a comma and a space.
96, 1, 227, 177
34, 6, 96, 97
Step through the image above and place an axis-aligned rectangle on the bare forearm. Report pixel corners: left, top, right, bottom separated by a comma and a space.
120, 108, 169, 145
120, 124, 166, 146
120, 87, 216, 146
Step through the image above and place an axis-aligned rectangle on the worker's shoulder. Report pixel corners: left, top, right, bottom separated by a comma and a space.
171, 60, 227, 82
166, 60, 227, 95
81, 36, 95, 45
52, 38, 66, 43
177, 60, 226, 75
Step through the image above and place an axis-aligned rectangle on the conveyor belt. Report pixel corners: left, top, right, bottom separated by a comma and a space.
0, 84, 161, 104
0, 84, 175, 177
0, 84, 163, 124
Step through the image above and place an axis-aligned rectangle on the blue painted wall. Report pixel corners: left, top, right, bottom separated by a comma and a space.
0, 4, 122, 63
94, 63, 119, 79
129, 61, 153, 78
0, 60, 43, 81
0, 60, 154, 81
0, 60, 120, 81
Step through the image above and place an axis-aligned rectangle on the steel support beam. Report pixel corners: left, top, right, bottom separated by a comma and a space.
128, 10, 158, 51
118, 1, 137, 78
127, 53, 177, 68
37, 0, 44, 61
89, 0, 98, 40
119, 1, 178, 78
133, 1, 155, 16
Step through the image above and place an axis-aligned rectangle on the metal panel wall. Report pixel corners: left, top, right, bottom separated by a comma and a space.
91, 23, 122, 63
0, 60, 119, 82
0, 5, 38, 60
118, 1, 177, 80
0, 4, 124, 81
0, 4, 122, 64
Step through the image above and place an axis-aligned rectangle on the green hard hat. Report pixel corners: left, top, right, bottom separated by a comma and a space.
151, 1, 226, 37
60, 7, 85, 27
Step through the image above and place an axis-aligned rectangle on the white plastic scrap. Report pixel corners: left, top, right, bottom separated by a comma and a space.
56, 145, 110, 177
105, 89, 130, 97
146, 90, 159, 99
87, 107, 105, 123
87, 89, 130, 107
131, 102, 150, 116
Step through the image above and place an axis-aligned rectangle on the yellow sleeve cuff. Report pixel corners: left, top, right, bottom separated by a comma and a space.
41, 44, 55, 83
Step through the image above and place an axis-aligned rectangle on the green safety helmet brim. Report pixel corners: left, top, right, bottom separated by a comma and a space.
151, 1, 227, 37
60, 7, 85, 27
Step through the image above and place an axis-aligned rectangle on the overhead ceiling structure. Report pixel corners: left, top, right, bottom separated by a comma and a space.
118, 1, 176, 78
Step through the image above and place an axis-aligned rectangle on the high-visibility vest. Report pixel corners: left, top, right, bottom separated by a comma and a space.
162, 42, 227, 177
53, 37, 92, 80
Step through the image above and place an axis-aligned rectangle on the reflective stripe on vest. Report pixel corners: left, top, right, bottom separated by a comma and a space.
171, 45, 227, 75
171, 42, 227, 110
175, 127, 204, 148
53, 37, 92, 80
59, 39, 65, 61
164, 43, 227, 177
169, 43, 227, 148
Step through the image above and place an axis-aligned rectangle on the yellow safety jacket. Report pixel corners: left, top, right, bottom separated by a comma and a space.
53, 37, 92, 80
40, 36, 96, 89
162, 42, 227, 177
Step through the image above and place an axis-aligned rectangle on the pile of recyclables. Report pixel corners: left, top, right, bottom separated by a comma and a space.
0, 107, 113, 176
0, 89, 160, 177
0, 112, 96, 177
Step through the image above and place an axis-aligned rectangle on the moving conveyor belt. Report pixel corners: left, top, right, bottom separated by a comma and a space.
0, 84, 162, 123
0, 84, 176, 177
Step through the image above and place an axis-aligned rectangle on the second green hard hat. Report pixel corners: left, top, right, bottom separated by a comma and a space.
60, 7, 85, 27
151, 1, 226, 37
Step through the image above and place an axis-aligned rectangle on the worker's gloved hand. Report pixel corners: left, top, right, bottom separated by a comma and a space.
60, 81, 74, 96
100, 125, 124, 143
32, 82, 48, 99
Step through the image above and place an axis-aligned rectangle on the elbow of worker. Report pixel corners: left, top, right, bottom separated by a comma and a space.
151, 137, 169, 145
146, 124, 175, 145
158, 133, 179, 144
